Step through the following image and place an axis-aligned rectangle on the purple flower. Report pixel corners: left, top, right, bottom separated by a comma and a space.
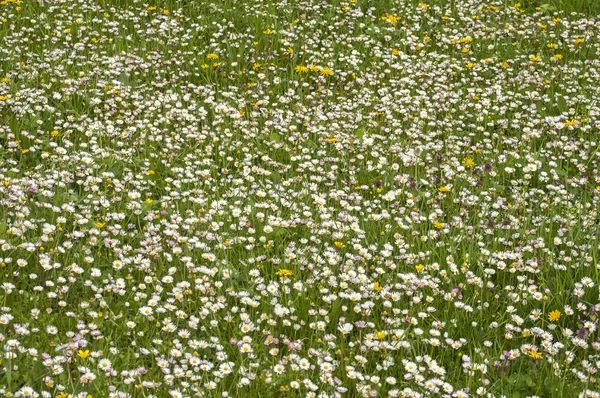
354, 321, 367, 328
576, 328, 589, 339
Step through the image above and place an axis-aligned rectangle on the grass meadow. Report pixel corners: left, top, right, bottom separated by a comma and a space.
1, 0, 600, 397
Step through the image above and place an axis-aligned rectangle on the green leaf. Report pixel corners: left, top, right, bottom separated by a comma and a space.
268, 133, 282, 142
539, 4, 556, 12
556, 96, 567, 112
0, 221, 7, 239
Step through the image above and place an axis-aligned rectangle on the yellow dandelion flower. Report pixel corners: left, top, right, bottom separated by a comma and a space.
529, 350, 542, 360
387, 15, 400, 25
276, 269, 293, 276
548, 310, 561, 322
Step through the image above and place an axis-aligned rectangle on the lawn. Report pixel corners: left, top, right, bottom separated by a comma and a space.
1, 0, 600, 397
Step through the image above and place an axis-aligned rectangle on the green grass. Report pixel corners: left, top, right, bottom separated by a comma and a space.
520, 0, 600, 15
0, 0, 600, 397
